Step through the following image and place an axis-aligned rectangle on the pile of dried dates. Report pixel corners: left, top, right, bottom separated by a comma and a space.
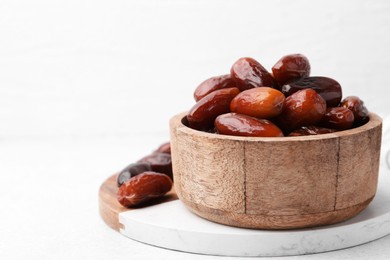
187, 54, 369, 137
116, 142, 173, 207
116, 54, 371, 208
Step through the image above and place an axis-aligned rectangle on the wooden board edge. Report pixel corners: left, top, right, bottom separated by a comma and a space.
99, 174, 178, 232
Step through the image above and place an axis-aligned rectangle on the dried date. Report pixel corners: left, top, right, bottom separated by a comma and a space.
272, 54, 310, 86
138, 152, 173, 180
281, 76, 342, 107
193, 74, 237, 101
116, 162, 152, 187
231, 57, 277, 90
154, 142, 171, 154
320, 107, 354, 130
215, 113, 283, 137
274, 89, 327, 133
340, 96, 369, 126
230, 87, 285, 119
187, 87, 240, 131
288, 126, 336, 136
117, 172, 172, 207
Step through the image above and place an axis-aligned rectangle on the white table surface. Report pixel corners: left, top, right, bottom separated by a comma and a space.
1, 0, 390, 259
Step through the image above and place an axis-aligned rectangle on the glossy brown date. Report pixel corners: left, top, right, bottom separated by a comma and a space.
187, 87, 240, 131
193, 74, 237, 101
116, 162, 152, 187
215, 113, 283, 137
117, 172, 173, 207
288, 126, 336, 136
230, 87, 285, 119
281, 76, 342, 107
272, 54, 311, 86
230, 57, 277, 91
320, 107, 354, 130
274, 89, 327, 133
340, 96, 369, 126
138, 152, 173, 180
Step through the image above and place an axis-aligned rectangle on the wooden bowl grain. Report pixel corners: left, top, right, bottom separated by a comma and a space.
169, 112, 382, 229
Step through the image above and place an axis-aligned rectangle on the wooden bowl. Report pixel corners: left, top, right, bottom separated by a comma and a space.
169, 112, 382, 229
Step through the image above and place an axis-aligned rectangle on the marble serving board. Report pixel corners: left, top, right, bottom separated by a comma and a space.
99, 168, 390, 257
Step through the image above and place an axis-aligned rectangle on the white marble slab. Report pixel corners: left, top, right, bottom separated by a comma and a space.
119, 168, 390, 257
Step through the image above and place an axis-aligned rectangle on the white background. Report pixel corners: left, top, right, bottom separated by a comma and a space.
1, 0, 390, 259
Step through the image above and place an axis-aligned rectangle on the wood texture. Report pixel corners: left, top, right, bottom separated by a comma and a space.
336, 121, 382, 209
245, 138, 338, 216
174, 129, 245, 213
99, 174, 178, 231
170, 112, 382, 229
180, 196, 374, 230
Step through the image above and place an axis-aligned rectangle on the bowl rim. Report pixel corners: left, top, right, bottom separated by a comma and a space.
170, 112, 382, 143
